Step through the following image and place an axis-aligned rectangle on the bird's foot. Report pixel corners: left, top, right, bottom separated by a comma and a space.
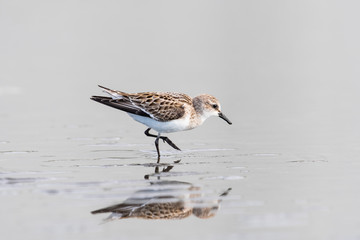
160, 136, 181, 151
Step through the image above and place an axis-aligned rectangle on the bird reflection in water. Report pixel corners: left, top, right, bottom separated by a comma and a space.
91, 163, 231, 221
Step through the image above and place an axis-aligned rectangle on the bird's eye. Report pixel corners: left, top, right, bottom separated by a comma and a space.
212, 104, 218, 109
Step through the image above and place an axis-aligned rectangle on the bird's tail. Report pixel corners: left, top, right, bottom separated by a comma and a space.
98, 85, 127, 99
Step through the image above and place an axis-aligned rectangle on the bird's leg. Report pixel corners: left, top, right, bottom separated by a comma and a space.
155, 135, 161, 163
159, 136, 181, 151
144, 128, 157, 138
144, 128, 161, 162
144, 128, 181, 151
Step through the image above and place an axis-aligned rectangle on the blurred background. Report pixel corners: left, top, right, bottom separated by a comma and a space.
1, 0, 360, 143
1, 1, 360, 239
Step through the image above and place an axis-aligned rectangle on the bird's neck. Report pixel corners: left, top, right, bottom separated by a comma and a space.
191, 97, 208, 126
192, 97, 204, 116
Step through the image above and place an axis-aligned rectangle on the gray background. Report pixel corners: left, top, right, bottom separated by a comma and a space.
2, 0, 359, 119
1, 1, 360, 240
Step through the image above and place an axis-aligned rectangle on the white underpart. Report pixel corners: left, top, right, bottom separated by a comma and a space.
128, 113, 192, 133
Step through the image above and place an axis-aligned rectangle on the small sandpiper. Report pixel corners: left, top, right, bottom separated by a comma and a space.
91, 85, 232, 162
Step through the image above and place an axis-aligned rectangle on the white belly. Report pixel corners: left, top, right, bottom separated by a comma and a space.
128, 113, 192, 133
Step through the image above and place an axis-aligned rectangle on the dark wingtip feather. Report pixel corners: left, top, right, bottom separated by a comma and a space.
90, 96, 111, 102
91, 209, 106, 214
90, 95, 151, 118
90, 96, 99, 102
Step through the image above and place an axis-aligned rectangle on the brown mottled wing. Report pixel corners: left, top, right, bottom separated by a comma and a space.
128, 92, 193, 122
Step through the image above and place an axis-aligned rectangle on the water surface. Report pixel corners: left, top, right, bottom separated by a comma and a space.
2, 1, 360, 239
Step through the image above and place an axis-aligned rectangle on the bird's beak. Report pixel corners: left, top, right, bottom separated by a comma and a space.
218, 112, 232, 125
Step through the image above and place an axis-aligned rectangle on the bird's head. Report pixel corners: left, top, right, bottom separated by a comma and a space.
194, 94, 232, 125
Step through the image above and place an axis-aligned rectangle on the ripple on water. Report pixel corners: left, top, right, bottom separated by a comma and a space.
201, 175, 244, 180
0, 150, 37, 154
0, 177, 45, 185
0, 173, 60, 196
251, 153, 281, 157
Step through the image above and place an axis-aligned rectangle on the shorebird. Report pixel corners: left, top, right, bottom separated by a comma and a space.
91, 85, 232, 162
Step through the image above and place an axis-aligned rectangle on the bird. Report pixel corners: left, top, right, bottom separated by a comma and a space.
91, 85, 232, 162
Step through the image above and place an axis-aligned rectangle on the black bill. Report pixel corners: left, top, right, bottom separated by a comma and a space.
218, 112, 232, 125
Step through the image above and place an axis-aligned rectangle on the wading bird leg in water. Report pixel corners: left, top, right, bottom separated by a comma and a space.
144, 128, 181, 162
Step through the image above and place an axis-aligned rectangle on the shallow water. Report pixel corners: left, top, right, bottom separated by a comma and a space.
2, 102, 360, 240
2, 1, 360, 239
